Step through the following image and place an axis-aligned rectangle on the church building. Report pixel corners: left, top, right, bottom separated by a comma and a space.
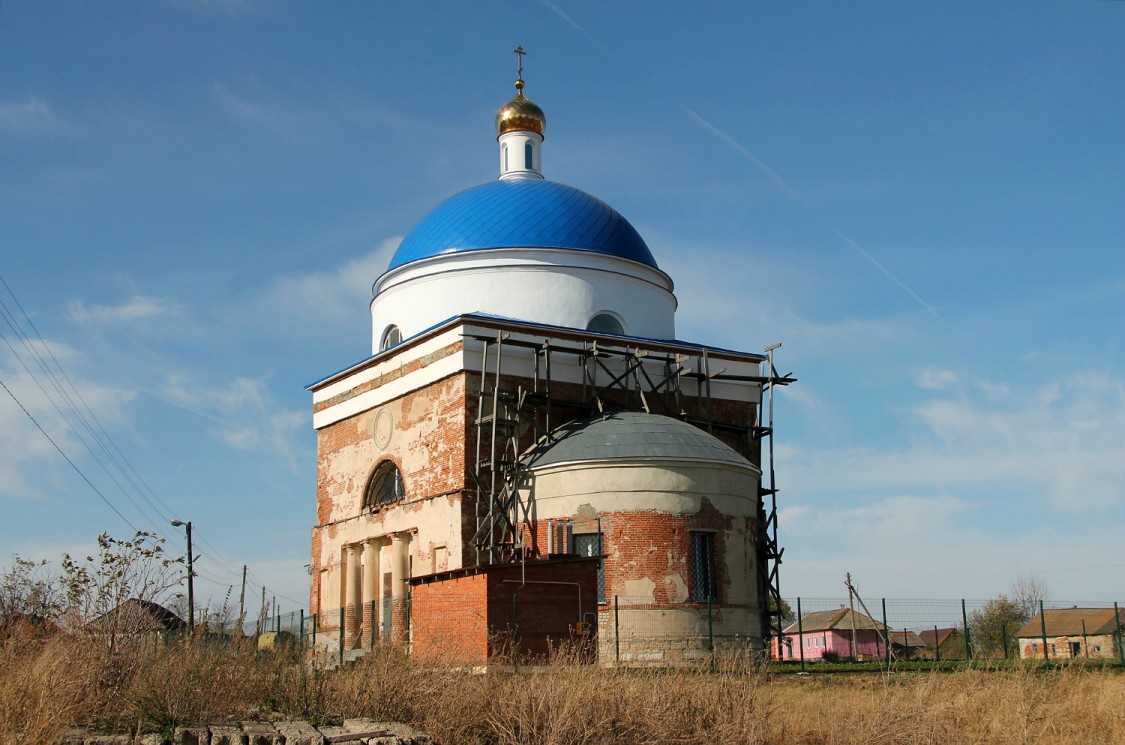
308, 51, 790, 664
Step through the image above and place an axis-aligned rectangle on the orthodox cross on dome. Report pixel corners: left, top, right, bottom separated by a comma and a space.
513, 44, 526, 90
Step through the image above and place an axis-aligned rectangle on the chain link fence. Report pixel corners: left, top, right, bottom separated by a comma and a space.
776, 597, 1125, 669
218, 595, 1125, 671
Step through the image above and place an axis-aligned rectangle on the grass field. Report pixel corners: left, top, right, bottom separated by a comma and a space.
3, 634, 1123, 744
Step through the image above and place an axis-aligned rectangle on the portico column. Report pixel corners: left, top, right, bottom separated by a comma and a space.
390, 533, 410, 644
344, 544, 361, 645
362, 539, 380, 648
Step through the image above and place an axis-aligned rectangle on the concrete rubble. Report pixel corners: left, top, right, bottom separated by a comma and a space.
55, 720, 433, 745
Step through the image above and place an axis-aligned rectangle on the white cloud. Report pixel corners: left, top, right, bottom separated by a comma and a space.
775, 369, 1125, 598
0, 342, 136, 500
160, 374, 266, 414
219, 408, 304, 455
0, 96, 58, 133
211, 82, 289, 134
915, 367, 958, 389
69, 295, 181, 324
254, 239, 400, 330
784, 370, 1125, 505
157, 373, 307, 472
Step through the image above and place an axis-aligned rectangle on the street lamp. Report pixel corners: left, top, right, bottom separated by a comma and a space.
170, 519, 194, 632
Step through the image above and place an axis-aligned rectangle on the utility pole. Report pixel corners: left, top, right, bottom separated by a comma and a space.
846, 572, 857, 660
238, 565, 247, 632
171, 519, 194, 632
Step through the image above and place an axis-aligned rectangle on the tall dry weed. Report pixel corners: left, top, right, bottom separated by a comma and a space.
124, 640, 267, 734
0, 636, 85, 743
2, 634, 1123, 745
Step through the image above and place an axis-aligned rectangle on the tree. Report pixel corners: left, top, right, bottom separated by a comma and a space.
1011, 575, 1049, 621
968, 595, 1026, 657
770, 596, 795, 626
0, 557, 68, 625
61, 531, 184, 629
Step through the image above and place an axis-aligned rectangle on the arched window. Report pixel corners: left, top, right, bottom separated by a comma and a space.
524, 141, 534, 169
587, 312, 625, 336
364, 461, 404, 510
380, 324, 402, 351
503, 144, 509, 171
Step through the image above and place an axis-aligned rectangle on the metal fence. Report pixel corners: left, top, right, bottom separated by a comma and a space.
777, 597, 1125, 670
222, 595, 1125, 670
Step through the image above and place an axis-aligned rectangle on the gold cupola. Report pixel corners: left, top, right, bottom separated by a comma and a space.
496, 46, 546, 138
497, 47, 546, 180
496, 80, 546, 138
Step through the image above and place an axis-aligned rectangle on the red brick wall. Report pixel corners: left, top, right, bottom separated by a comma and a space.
311, 369, 471, 619
532, 500, 757, 607
410, 571, 490, 663
410, 558, 599, 664
484, 559, 599, 661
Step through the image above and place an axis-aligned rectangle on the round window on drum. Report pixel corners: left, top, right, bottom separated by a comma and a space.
587, 312, 625, 336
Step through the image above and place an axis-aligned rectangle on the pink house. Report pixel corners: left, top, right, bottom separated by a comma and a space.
773, 607, 923, 661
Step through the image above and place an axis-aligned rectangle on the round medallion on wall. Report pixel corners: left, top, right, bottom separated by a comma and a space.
372, 408, 393, 451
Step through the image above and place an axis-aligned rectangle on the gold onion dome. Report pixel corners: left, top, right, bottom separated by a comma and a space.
496, 80, 546, 138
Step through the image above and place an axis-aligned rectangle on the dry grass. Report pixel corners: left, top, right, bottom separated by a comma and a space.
2, 633, 1123, 744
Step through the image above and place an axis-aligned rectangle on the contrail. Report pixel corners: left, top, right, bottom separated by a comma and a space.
536, 3, 955, 335
680, 106, 800, 199
537, 0, 618, 57
683, 109, 958, 335
827, 226, 961, 336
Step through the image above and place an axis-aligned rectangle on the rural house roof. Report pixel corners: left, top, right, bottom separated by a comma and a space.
885, 629, 929, 648
782, 608, 888, 634
782, 609, 927, 647
85, 598, 187, 635
918, 627, 960, 647
1016, 607, 1124, 639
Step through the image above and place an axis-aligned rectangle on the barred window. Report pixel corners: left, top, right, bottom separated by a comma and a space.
380, 325, 402, 351
364, 461, 404, 510
690, 531, 717, 602
572, 533, 606, 604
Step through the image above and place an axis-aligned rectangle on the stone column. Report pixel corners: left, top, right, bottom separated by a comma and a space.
390, 533, 410, 645
344, 544, 361, 645
361, 539, 380, 648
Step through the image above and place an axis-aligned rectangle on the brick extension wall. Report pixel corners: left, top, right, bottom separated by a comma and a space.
410, 557, 599, 665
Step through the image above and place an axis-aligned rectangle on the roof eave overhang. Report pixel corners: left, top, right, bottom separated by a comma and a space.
307, 313, 768, 392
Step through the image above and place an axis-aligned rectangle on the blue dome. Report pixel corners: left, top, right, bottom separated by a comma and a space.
388, 179, 658, 270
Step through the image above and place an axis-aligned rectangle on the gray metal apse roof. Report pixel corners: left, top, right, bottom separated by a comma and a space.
524, 411, 753, 470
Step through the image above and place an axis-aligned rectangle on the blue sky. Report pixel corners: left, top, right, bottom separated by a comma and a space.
1, 1, 1122, 612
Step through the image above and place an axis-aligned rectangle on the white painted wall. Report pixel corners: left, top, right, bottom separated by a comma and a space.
371, 248, 677, 351
498, 130, 543, 180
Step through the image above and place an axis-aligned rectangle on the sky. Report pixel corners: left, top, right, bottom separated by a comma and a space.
1, 1, 1123, 614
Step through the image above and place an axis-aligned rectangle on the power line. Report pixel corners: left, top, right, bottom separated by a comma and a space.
0, 288, 170, 535
0, 280, 254, 589
0, 373, 139, 533
0, 277, 301, 597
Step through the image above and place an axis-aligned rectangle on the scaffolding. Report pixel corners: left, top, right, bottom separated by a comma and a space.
467, 328, 795, 646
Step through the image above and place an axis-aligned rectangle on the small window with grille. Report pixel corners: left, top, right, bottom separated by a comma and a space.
689, 531, 717, 603
380, 325, 402, 351
572, 532, 606, 604
364, 461, 404, 511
